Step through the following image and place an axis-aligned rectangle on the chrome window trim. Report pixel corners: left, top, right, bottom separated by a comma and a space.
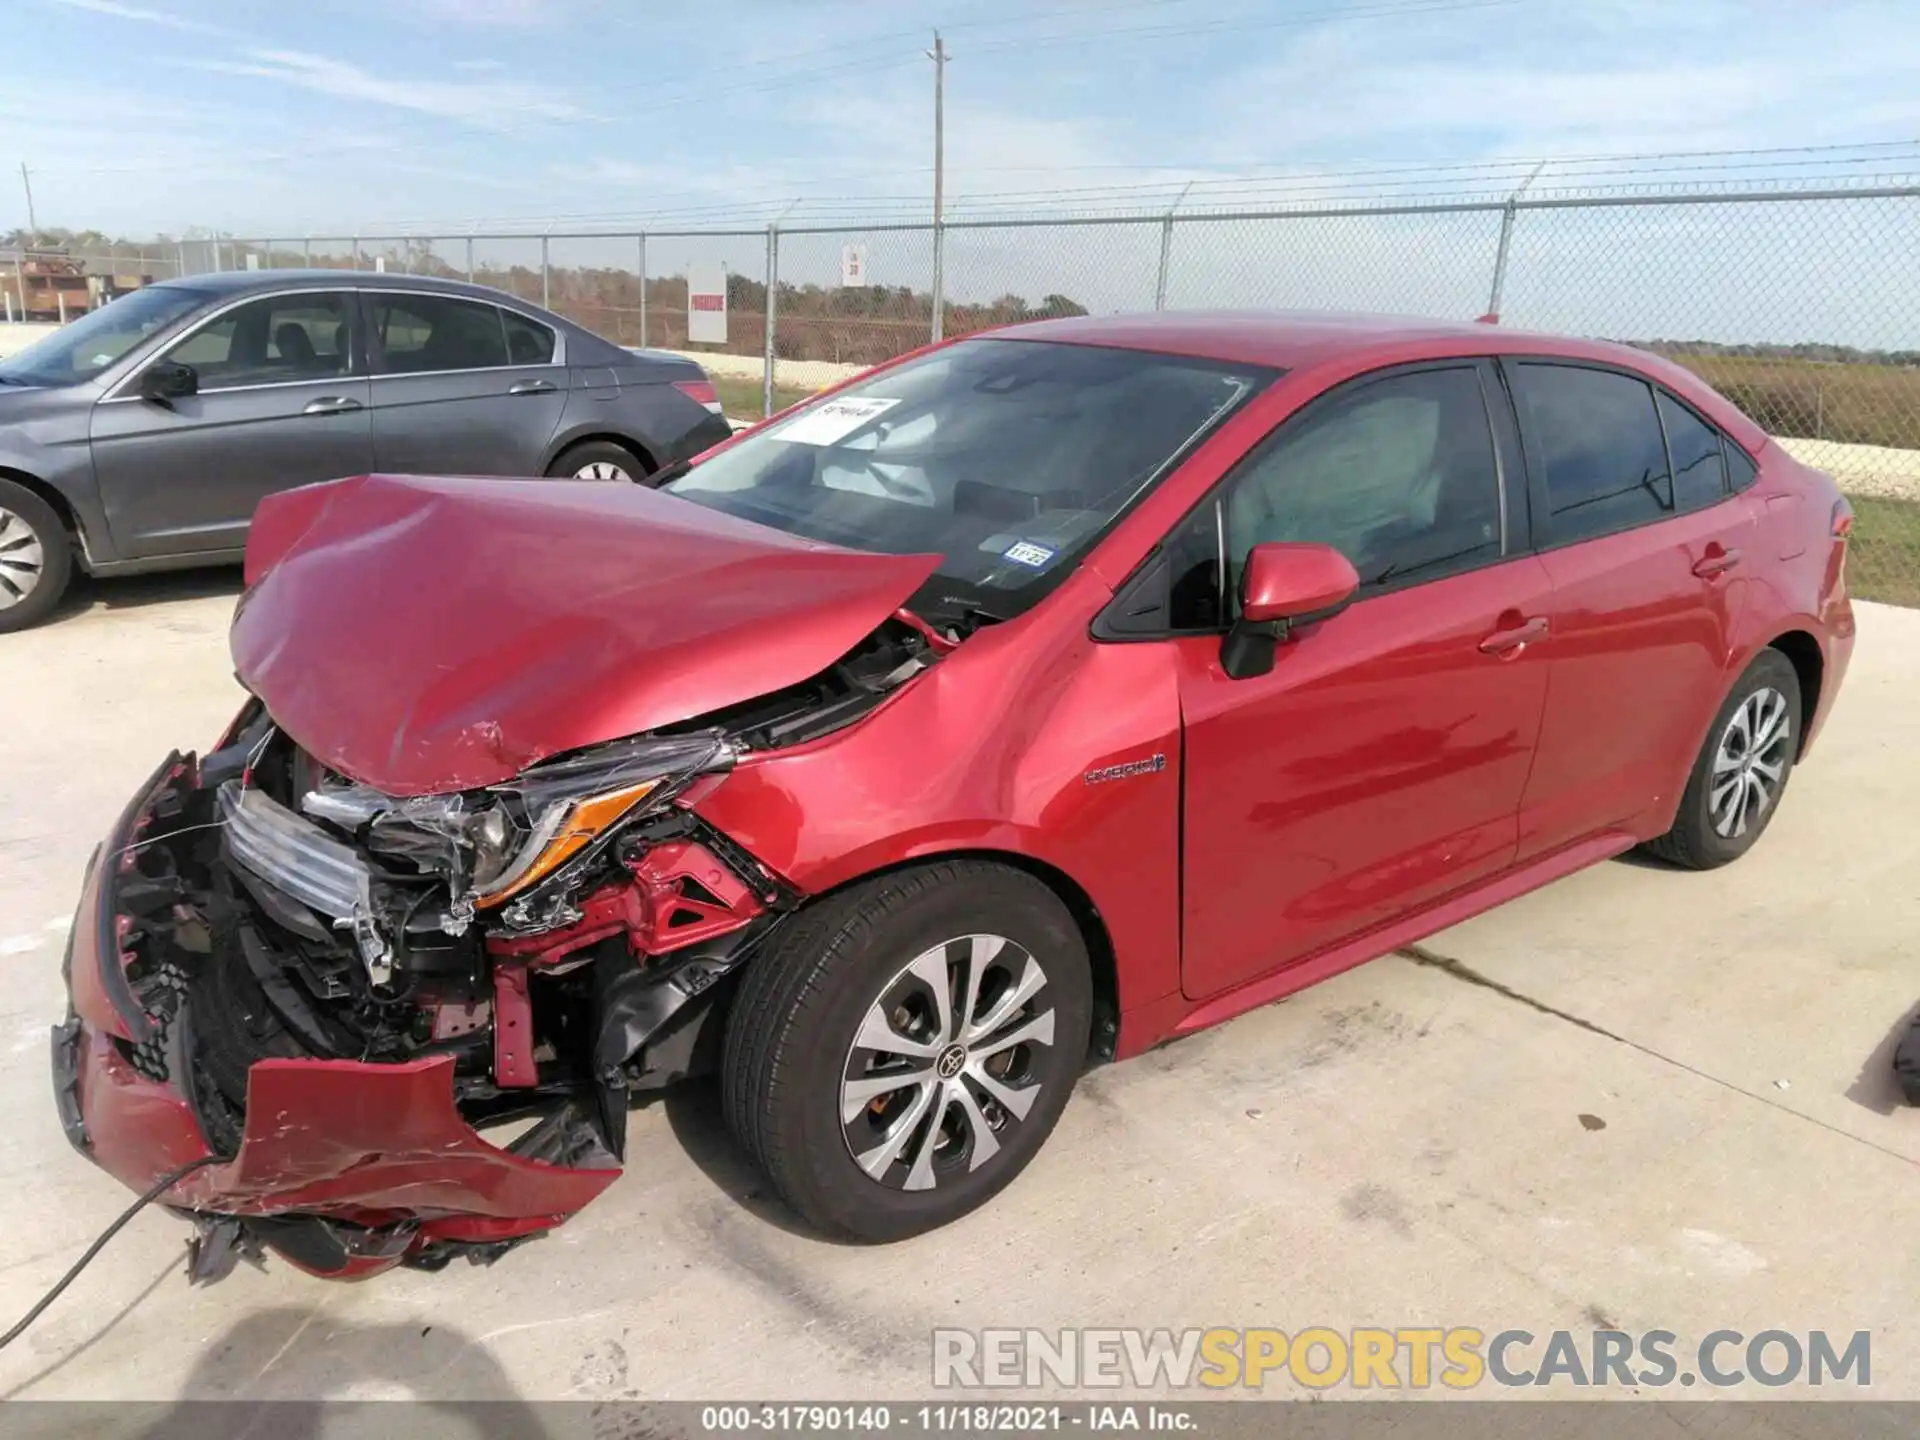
101, 285, 361, 401
98, 374, 365, 404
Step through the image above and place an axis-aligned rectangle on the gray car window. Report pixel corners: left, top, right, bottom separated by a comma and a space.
502, 309, 556, 364
371, 294, 512, 373
160, 292, 353, 390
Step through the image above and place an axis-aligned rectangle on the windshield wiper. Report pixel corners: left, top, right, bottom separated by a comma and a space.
644, 458, 692, 488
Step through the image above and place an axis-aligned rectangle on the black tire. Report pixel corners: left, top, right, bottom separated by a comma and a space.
545, 439, 648, 483
0, 477, 72, 634
1642, 649, 1801, 870
721, 860, 1092, 1242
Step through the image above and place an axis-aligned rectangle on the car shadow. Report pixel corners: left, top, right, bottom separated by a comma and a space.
43, 566, 245, 627
1846, 1001, 1920, 1116
658, 1078, 857, 1246
130, 1307, 554, 1439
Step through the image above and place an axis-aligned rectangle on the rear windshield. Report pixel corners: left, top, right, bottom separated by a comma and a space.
665, 338, 1271, 625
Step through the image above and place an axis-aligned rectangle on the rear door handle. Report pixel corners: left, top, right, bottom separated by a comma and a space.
1692, 546, 1743, 579
1479, 615, 1549, 655
508, 379, 557, 396
302, 395, 363, 415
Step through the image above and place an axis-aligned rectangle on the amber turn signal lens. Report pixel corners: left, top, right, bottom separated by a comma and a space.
473, 778, 661, 907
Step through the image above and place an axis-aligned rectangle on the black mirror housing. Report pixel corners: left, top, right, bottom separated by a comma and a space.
140, 361, 198, 401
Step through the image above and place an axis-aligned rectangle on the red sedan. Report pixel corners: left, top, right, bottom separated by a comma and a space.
55, 312, 1854, 1273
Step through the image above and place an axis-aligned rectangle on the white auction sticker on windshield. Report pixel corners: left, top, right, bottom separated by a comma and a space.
775, 396, 901, 446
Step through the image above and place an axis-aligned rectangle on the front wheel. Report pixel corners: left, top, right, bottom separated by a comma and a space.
721, 861, 1092, 1241
1643, 649, 1801, 869
0, 478, 71, 634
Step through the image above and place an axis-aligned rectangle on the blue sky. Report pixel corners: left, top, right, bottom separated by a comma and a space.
8, 0, 1920, 239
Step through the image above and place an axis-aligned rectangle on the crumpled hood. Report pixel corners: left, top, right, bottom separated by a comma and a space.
231, 473, 939, 795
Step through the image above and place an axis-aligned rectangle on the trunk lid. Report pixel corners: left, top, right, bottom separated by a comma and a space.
232, 472, 938, 794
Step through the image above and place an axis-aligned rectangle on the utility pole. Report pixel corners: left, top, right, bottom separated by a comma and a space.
927, 30, 947, 341
19, 162, 38, 246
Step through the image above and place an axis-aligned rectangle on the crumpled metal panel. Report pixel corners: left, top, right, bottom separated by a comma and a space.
231, 473, 939, 796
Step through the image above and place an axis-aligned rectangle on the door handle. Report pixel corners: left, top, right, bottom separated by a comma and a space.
507, 379, 557, 396
302, 396, 363, 415
1692, 545, 1743, 579
1479, 615, 1549, 656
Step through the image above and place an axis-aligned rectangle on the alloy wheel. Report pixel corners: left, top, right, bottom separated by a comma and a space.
841, 934, 1056, 1192
0, 507, 46, 611
573, 461, 632, 481
1710, 685, 1791, 839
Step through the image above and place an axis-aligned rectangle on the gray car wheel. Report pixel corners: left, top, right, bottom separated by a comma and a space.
546, 440, 646, 484
0, 479, 71, 634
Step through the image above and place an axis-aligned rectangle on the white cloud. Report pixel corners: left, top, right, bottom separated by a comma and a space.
185, 48, 594, 127
44, 0, 233, 36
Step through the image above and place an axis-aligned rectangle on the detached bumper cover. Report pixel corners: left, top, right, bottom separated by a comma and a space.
54, 757, 620, 1276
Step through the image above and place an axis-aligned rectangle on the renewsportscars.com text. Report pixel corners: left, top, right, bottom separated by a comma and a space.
932, 1327, 1871, 1391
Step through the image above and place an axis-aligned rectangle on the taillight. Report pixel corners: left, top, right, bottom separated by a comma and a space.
672, 378, 723, 414
1831, 497, 1854, 539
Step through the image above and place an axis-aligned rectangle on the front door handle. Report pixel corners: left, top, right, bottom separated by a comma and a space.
1479, 615, 1549, 656
507, 378, 557, 396
302, 395, 363, 415
1692, 545, 1743, 579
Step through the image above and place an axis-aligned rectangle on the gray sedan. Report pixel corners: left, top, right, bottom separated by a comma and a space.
0, 271, 733, 631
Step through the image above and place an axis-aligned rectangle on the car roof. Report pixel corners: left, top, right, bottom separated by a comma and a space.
998, 308, 1644, 372
154, 268, 545, 309
990, 309, 1768, 450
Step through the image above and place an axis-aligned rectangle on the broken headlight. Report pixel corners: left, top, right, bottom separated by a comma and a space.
472, 731, 734, 907
301, 731, 734, 912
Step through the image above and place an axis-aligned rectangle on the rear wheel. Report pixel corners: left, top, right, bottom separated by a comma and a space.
1643, 649, 1801, 869
546, 440, 647, 483
0, 478, 71, 634
721, 861, 1091, 1241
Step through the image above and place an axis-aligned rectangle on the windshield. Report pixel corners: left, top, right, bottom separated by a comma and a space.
664, 338, 1268, 624
0, 285, 210, 388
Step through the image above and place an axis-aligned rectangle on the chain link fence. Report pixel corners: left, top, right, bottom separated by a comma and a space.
32, 183, 1918, 603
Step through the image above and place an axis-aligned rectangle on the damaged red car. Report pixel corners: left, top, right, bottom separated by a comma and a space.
53, 312, 1855, 1277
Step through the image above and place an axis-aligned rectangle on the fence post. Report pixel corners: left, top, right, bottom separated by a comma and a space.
1484, 160, 1545, 323
303, 235, 312, 268
351, 235, 361, 271
1485, 201, 1517, 322
930, 217, 945, 342
1154, 181, 1195, 312
541, 232, 551, 310
638, 233, 648, 348
763, 224, 780, 419
465, 235, 474, 282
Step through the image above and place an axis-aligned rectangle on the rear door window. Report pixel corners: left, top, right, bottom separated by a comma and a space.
1658, 392, 1729, 512
370, 294, 511, 374
1513, 363, 1674, 545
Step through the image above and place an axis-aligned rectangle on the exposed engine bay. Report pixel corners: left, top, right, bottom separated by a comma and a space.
82, 616, 935, 1276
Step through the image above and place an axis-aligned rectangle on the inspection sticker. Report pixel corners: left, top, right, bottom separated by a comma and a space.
775, 396, 900, 445
1002, 541, 1058, 568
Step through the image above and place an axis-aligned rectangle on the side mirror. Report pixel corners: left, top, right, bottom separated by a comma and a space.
140, 360, 198, 402
1221, 542, 1360, 680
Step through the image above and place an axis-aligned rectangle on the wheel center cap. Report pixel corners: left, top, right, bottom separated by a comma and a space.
935, 1043, 967, 1080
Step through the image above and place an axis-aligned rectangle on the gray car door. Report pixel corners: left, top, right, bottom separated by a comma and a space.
89, 289, 372, 560
362, 291, 568, 476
